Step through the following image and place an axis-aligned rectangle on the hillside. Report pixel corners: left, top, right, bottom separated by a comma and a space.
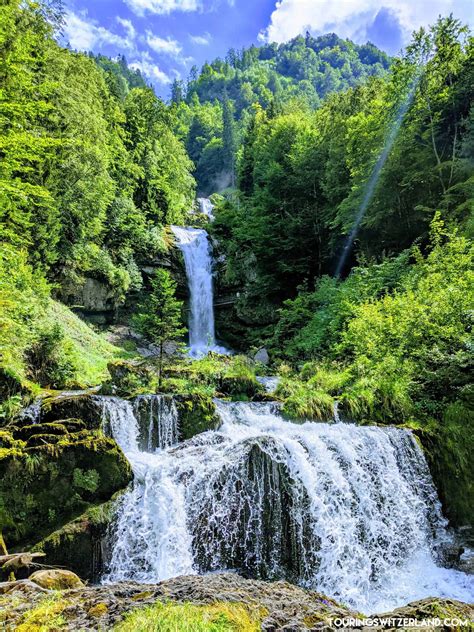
173, 34, 391, 193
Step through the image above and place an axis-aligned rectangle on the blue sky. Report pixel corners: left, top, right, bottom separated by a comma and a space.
62, 0, 473, 98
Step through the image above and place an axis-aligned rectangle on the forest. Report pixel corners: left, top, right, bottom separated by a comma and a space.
0, 0, 473, 629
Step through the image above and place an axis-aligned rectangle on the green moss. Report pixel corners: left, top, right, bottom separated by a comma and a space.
175, 394, 221, 440
113, 601, 264, 632
11, 593, 70, 632
31, 494, 122, 580
0, 428, 131, 550
413, 400, 473, 527
165, 355, 263, 400
102, 359, 157, 397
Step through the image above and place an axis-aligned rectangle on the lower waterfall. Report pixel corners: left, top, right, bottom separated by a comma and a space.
103, 398, 473, 613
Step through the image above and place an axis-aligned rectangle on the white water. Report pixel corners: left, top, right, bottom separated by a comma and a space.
256, 376, 280, 394
171, 225, 227, 357
197, 197, 214, 220
104, 399, 473, 613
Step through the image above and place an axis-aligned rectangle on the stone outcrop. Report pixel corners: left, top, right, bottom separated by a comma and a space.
40, 392, 103, 429
174, 393, 221, 441
0, 422, 131, 552
1, 572, 472, 631
31, 496, 122, 582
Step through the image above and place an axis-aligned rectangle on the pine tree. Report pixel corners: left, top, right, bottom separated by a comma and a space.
134, 269, 186, 387
222, 91, 237, 187
171, 78, 184, 104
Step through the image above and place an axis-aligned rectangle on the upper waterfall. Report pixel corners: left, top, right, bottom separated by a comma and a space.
171, 225, 226, 357
104, 398, 473, 613
197, 197, 214, 220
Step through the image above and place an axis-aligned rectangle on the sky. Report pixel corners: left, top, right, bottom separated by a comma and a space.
62, 0, 473, 98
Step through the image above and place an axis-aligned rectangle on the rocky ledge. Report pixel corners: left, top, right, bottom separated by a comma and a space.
0, 571, 473, 631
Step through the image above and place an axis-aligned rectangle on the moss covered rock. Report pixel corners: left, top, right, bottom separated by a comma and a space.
102, 360, 156, 397
31, 496, 121, 581
414, 416, 474, 527
0, 426, 132, 549
40, 394, 103, 429
174, 394, 221, 441
29, 569, 84, 590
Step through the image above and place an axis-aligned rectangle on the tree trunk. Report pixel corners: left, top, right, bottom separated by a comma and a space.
158, 340, 164, 389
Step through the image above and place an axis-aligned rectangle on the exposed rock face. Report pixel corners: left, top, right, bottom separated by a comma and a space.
191, 440, 315, 584
61, 277, 119, 321
254, 347, 270, 365
40, 393, 103, 429
1, 573, 472, 631
0, 423, 131, 550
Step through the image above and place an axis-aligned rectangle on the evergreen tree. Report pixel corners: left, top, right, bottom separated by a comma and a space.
222, 91, 237, 187
171, 79, 185, 104
133, 269, 186, 387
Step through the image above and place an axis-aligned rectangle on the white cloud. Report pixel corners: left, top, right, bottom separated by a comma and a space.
190, 32, 211, 45
129, 52, 171, 84
146, 32, 183, 56
64, 11, 135, 50
124, 0, 201, 16
116, 17, 136, 40
259, 0, 473, 46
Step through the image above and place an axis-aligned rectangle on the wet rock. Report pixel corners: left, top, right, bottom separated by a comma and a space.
254, 348, 270, 365
31, 495, 122, 581
29, 569, 84, 590
174, 393, 221, 440
41, 394, 103, 429
0, 429, 131, 548
0, 573, 473, 631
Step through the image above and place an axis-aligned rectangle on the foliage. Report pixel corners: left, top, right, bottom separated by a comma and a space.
0, 0, 195, 309
164, 354, 263, 400
212, 17, 472, 339
0, 244, 123, 394
133, 269, 186, 386
275, 228, 473, 427
176, 33, 390, 193
113, 600, 263, 632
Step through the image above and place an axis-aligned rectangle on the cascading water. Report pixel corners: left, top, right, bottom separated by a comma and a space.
104, 399, 473, 613
134, 395, 179, 452
171, 225, 227, 357
197, 197, 214, 220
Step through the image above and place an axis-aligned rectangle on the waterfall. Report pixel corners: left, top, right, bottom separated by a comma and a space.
134, 395, 179, 451
171, 225, 227, 357
100, 395, 178, 454
256, 376, 280, 394
197, 197, 214, 220
104, 399, 473, 613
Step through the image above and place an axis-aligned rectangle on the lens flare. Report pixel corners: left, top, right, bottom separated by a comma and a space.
335, 73, 421, 278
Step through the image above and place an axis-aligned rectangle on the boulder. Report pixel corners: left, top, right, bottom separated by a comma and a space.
29, 569, 83, 590
0, 579, 48, 595
101, 359, 155, 397
40, 394, 102, 430
0, 428, 132, 548
174, 394, 221, 441
254, 348, 270, 365
31, 496, 121, 581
